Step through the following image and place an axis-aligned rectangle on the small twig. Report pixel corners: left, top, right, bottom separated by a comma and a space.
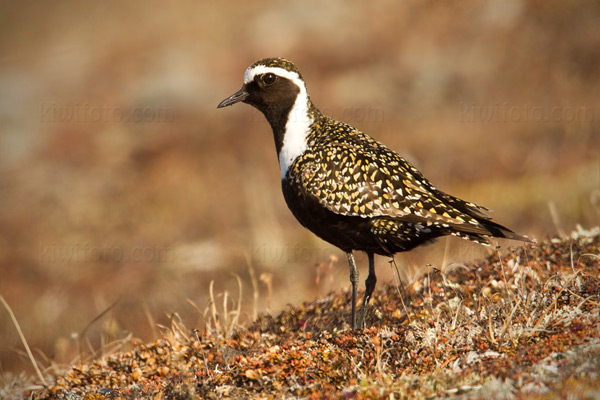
187, 298, 203, 315
246, 254, 259, 321
84, 333, 133, 361
498, 298, 522, 341
169, 312, 190, 342
222, 290, 230, 331
569, 244, 576, 273
260, 273, 273, 311
389, 258, 411, 322
573, 293, 600, 309
578, 253, 600, 262
142, 300, 158, 339
552, 270, 582, 313
482, 300, 496, 344
497, 251, 510, 297
78, 296, 120, 359
0, 295, 48, 386
548, 201, 565, 237
441, 236, 451, 273
208, 280, 221, 336
451, 299, 463, 331
227, 273, 243, 337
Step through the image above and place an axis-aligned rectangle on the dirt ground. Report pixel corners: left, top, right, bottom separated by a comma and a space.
1, 1, 599, 398
13, 229, 600, 399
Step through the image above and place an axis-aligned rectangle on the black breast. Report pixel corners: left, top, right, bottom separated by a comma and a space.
281, 177, 440, 256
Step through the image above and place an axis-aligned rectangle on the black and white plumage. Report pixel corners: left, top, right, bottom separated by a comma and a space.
218, 57, 529, 329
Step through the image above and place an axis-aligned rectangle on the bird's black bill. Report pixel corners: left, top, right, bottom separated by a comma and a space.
217, 87, 248, 108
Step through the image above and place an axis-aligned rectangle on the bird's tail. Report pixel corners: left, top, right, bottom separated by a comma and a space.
477, 218, 532, 244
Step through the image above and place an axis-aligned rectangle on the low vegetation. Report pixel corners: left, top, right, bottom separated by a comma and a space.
3, 227, 597, 399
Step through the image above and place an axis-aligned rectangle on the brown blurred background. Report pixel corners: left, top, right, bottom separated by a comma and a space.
0, 1, 598, 376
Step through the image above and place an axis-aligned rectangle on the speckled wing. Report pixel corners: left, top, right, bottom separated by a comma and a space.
293, 132, 494, 237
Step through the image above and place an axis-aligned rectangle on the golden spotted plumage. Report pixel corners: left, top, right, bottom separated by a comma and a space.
286, 104, 505, 249
219, 57, 529, 329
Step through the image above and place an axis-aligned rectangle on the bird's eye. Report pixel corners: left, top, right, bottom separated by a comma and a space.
262, 73, 277, 85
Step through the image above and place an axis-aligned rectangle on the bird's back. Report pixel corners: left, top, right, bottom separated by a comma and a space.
283, 110, 527, 255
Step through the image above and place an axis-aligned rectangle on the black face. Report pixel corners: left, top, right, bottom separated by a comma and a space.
217, 70, 303, 154
218, 73, 299, 113
243, 73, 300, 115
219, 72, 300, 128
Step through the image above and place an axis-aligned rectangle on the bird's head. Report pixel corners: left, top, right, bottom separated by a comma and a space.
217, 57, 308, 120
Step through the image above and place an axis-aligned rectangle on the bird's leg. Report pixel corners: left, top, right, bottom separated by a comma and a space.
346, 252, 359, 330
358, 252, 376, 328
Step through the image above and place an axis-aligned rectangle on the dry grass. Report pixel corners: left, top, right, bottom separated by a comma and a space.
0, 296, 47, 387
7, 229, 595, 399
0, 0, 599, 393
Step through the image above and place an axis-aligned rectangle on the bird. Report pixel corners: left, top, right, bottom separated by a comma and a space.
218, 57, 529, 330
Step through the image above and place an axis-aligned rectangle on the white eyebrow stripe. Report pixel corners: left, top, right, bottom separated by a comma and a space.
243, 65, 301, 84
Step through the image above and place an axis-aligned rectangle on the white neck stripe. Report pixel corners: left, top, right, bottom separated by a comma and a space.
244, 65, 313, 179
279, 84, 311, 179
